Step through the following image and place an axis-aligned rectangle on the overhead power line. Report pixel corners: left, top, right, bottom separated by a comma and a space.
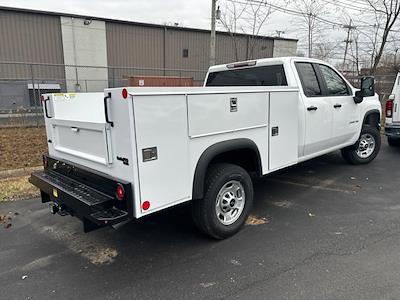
226, 0, 399, 31
227, 0, 345, 27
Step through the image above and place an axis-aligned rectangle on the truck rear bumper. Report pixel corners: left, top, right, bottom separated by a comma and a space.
30, 170, 129, 232
385, 124, 400, 138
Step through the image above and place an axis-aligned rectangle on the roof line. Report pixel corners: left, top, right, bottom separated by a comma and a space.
0, 5, 298, 42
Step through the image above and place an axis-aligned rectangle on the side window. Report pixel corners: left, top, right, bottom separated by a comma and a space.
295, 63, 321, 97
319, 64, 350, 96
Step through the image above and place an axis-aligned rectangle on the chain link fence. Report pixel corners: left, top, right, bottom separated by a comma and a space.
0, 61, 397, 127
0, 61, 207, 127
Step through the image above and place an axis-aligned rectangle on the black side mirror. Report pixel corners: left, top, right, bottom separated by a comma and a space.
354, 76, 375, 104
361, 76, 375, 97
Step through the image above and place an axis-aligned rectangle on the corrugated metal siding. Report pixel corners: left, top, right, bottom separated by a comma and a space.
106, 22, 164, 81
164, 29, 209, 81
0, 10, 64, 80
165, 29, 209, 70
248, 38, 274, 59
95, 18, 277, 83
216, 34, 248, 64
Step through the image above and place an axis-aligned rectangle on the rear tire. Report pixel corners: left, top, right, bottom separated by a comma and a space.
388, 137, 400, 147
192, 163, 253, 239
341, 125, 381, 165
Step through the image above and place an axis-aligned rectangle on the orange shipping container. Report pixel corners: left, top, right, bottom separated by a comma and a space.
127, 76, 194, 87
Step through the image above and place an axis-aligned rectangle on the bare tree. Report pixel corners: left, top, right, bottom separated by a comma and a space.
312, 41, 341, 61
218, 0, 279, 60
366, 0, 400, 74
218, 0, 248, 60
292, 0, 327, 58
244, 1, 274, 59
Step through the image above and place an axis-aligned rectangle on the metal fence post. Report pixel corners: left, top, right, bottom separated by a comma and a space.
30, 64, 40, 127
112, 67, 116, 88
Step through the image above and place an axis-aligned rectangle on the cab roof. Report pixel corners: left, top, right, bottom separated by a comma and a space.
207, 56, 329, 73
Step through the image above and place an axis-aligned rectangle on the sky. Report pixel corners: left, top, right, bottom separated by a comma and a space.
1, 0, 398, 67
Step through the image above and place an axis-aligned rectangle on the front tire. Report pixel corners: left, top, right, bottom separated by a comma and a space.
341, 125, 381, 165
192, 163, 253, 239
388, 137, 400, 147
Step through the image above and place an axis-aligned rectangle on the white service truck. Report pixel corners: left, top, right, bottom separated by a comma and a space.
385, 72, 400, 146
30, 57, 382, 239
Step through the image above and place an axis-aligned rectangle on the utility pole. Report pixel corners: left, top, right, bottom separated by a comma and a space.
210, 0, 217, 67
342, 20, 356, 71
307, 13, 312, 58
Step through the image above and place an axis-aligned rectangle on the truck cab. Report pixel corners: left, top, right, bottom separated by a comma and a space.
205, 57, 382, 163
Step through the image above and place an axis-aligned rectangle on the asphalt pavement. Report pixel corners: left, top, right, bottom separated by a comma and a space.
1, 139, 400, 300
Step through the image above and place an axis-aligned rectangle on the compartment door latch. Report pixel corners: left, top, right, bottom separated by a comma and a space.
272, 126, 279, 136
142, 147, 158, 162
230, 97, 238, 112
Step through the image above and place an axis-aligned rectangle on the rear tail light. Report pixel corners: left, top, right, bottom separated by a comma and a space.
115, 184, 125, 200
386, 96, 394, 118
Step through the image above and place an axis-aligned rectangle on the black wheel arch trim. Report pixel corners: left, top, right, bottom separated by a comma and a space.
192, 138, 262, 200
362, 109, 381, 128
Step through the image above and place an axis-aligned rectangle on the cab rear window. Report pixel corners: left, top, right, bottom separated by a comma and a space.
205, 65, 288, 86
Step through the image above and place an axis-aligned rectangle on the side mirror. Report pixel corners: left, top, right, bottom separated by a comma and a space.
354, 76, 375, 104
361, 76, 375, 97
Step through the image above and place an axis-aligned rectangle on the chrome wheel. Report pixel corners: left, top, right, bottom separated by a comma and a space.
215, 180, 246, 226
356, 134, 376, 158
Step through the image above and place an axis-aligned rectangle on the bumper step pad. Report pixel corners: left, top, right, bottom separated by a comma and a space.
30, 170, 129, 232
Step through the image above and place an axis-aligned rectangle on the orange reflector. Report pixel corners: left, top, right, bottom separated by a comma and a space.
52, 188, 58, 198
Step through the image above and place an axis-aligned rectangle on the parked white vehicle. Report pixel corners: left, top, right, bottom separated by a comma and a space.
385, 72, 400, 146
30, 57, 382, 239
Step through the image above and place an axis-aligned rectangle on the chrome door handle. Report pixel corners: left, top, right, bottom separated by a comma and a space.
307, 106, 318, 111
334, 104, 342, 108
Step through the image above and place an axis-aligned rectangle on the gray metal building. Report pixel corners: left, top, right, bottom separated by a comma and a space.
0, 6, 298, 109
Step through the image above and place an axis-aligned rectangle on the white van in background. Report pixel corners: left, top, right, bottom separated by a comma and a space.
385, 73, 400, 146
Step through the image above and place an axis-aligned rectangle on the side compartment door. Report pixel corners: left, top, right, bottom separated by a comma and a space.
295, 62, 333, 156
317, 64, 360, 145
269, 91, 299, 170
133, 95, 190, 214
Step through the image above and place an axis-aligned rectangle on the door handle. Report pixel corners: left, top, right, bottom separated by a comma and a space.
334, 104, 342, 108
307, 106, 318, 111
43, 97, 52, 118
104, 92, 114, 127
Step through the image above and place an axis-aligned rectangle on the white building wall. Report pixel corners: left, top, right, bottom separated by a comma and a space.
273, 40, 297, 57
61, 16, 108, 92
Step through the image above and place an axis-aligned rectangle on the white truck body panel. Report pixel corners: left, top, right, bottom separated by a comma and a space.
51, 119, 112, 165
43, 86, 299, 217
187, 92, 268, 138
268, 91, 299, 170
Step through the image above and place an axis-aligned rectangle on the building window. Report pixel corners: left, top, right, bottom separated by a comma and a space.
183, 49, 189, 58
